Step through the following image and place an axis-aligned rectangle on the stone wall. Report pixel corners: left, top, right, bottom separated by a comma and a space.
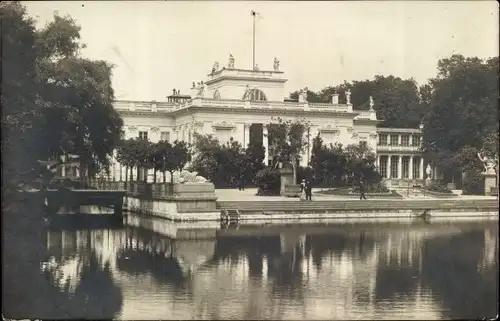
125, 182, 220, 221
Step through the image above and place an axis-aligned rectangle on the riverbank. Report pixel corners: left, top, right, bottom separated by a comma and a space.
124, 188, 498, 221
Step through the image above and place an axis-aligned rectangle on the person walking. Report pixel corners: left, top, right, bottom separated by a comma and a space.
306, 180, 313, 201
238, 172, 245, 191
359, 177, 367, 200
300, 179, 307, 201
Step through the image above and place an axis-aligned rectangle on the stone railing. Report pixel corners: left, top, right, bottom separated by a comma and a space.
207, 68, 285, 81
113, 100, 175, 112
199, 98, 245, 108
376, 145, 422, 152
114, 99, 356, 113
91, 180, 175, 198
126, 182, 174, 199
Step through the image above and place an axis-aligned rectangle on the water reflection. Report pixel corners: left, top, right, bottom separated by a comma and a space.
4, 210, 498, 320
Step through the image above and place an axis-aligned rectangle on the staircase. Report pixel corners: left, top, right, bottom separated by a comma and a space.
216, 199, 499, 215
221, 209, 240, 222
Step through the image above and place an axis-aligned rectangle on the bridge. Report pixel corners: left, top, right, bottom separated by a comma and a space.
45, 189, 126, 218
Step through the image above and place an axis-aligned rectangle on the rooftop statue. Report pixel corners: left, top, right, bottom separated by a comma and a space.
212, 61, 219, 74
273, 57, 280, 71
196, 83, 205, 97
228, 54, 235, 69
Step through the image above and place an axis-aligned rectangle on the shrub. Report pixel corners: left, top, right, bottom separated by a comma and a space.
256, 168, 281, 196
365, 181, 390, 193
462, 169, 485, 195
424, 180, 453, 193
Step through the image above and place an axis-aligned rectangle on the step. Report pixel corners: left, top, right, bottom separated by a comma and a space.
216, 200, 498, 211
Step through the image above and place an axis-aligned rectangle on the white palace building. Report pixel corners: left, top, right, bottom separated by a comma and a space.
108, 55, 440, 185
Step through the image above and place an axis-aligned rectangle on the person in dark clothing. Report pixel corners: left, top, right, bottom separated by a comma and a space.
238, 173, 245, 191
359, 177, 367, 200
305, 180, 313, 200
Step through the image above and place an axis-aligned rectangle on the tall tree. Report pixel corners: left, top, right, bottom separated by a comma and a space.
1, 2, 123, 198
422, 54, 499, 182
289, 76, 422, 128
267, 117, 311, 184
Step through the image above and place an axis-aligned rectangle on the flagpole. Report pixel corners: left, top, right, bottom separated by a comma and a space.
252, 11, 256, 69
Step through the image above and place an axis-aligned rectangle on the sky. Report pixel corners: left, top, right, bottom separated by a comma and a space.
24, 1, 498, 101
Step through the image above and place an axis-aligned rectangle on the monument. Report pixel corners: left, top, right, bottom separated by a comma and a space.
477, 152, 498, 196
425, 164, 433, 185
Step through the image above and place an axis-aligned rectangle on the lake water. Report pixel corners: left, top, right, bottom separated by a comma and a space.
3, 208, 499, 320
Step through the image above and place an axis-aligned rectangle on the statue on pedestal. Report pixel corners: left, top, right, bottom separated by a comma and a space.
426, 164, 433, 180
369, 96, 374, 110
303, 87, 308, 101
273, 57, 280, 71
346, 89, 351, 105
477, 152, 497, 175
228, 54, 235, 69
173, 170, 208, 184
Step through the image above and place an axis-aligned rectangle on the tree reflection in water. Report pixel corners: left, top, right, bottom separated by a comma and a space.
420, 230, 498, 320
4, 205, 498, 320
3, 204, 123, 319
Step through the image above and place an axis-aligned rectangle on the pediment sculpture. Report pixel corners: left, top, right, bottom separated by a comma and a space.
212, 121, 236, 130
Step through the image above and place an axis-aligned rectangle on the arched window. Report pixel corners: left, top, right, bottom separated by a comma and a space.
213, 90, 221, 100
243, 88, 267, 101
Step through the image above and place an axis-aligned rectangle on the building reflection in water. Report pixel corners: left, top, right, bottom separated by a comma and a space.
39, 218, 498, 320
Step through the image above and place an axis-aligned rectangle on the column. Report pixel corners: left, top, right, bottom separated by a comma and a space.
243, 124, 251, 148
398, 155, 403, 179
409, 156, 413, 179
263, 124, 269, 165
419, 157, 424, 179
398, 134, 402, 146
409, 135, 413, 147
387, 156, 392, 179
377, 155, 381, 171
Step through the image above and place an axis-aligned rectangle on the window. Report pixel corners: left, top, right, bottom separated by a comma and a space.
413, 157, 421, 179
379, 156, 388, 178
378, 134, 388, 146
213, 90, 221, 100
390, 156, 398, 178
243, 88, 267, 101
412, 135, 421, 146
160, 131, 170, 142
139, 131, 148, 140
402, 157, 410, 179
390, 134, 398, 146
401, 135, 410, 146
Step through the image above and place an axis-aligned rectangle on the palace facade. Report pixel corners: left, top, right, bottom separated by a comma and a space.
108, 57, 441, 185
